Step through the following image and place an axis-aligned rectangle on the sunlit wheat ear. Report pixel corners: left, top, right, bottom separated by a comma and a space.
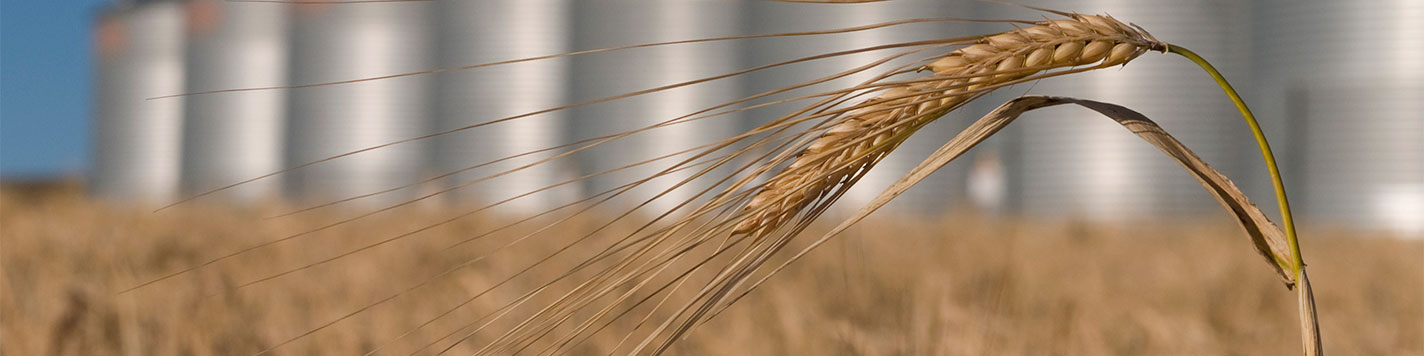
735, 13, 1160, 236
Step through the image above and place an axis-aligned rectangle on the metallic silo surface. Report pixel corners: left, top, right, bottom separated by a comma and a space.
984, 0, 1253, 221
1255, 0, 1424, 235
91, 0, 186, 203
180, 0, 289, 202
433, 0, 578, 213
570, 1, 745, 215
285, 2, 434, 206
745, 0, 978, 216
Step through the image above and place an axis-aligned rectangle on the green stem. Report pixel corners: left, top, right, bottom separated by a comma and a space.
1166, 44, 1304, 283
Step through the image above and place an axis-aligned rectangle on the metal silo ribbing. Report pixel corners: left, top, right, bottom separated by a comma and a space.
284, 2, 434, 206
180, 0, 289, 202
1255, 0, 1424, 235
570, 0, 745, 215
432, 0, 578, 213
91, 0, 187, 203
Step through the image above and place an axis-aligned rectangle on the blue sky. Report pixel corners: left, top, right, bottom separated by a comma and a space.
1, 0, 110, 179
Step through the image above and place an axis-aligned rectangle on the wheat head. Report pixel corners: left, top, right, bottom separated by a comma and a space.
734, 13, 1162, 235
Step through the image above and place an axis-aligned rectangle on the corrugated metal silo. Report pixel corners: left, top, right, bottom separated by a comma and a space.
745, 0, 978, 216
180, 0, 289, 202
570, 1, 745, 215
285, 2, 434, 206
1255, 0, 1424, 235
985, 0, 1253, 221
91, 0, 187, 203
433, 0, 578, 213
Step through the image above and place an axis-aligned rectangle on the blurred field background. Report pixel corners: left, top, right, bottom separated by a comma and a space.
3, 1, 1422, 355
4, 182, 1419, 356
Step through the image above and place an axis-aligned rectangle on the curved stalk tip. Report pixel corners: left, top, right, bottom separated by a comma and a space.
1169, 45, 1322, 355
1164, 45, 1304, 279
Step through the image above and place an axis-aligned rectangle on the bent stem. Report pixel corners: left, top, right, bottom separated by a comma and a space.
1168, 44, 1320, 354
1165, 45, 1302, 278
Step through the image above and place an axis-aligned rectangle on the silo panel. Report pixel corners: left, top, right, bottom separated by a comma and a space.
286, 2, 434, 206
91, 0, 187, 203
433, 0, 577, 214
181, 0, 289, 202
570, 1, 745, 215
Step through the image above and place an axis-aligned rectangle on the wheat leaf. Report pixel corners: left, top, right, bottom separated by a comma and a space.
796, 95, 1318, 355
1050, 97, 1297, 283
749, 95, 1322, 354
1052, 100, 1321, 356
821, 95, 1295, 279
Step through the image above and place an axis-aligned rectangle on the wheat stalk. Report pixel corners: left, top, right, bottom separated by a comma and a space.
735, 13, 1161, 236
122, 3, 1322, 355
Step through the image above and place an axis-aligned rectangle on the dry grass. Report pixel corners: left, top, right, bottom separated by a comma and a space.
3, 183, 1418, 355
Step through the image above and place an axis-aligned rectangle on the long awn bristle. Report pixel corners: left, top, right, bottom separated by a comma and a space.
734, 13, 1161, 236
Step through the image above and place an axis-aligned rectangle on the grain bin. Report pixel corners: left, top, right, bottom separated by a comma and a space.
284, 2, 434, 206
91, 0, 187, 203
569, 0, 745, 215
1254, 0, 1424, 235
180, 0, 289, 202
432, 0, 578, 213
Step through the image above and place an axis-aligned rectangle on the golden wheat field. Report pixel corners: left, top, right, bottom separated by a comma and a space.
2, 182, 1419, 355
